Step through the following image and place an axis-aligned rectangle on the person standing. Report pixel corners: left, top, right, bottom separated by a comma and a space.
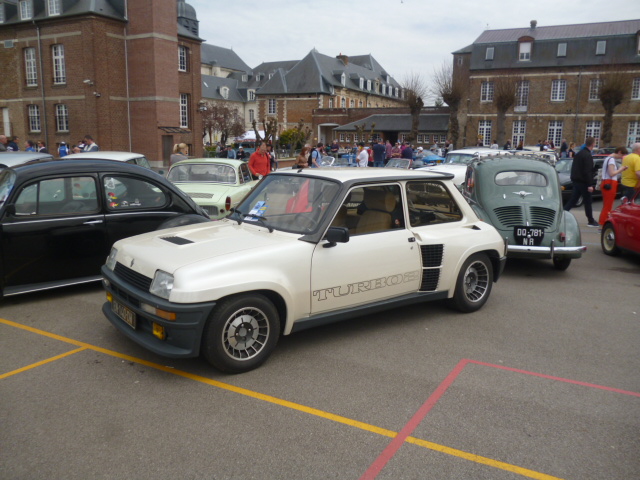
295, 146, 310, 169
226, 145, 236, 159
237, 147, 246, 160
620, 143, 640, 199
0, 135, 7, 151
58, 142, 69, 157
598, 147, 628, 225
83, 135, 99, 152
384, 140, 393, 164
560, 139, 569, 158
568, 142, 576, 158
24, 140, 36, 152
7, 136, 19, 151
564, 136, 599, 227
37, 140, 49, 154
248, 141, 270, 178
356, 143, 368, 167
310, 143, 323, 168
329, 140, 340, 157
401, 142, 413, 161
170, 143, 188, 166
372, 138, 386, 167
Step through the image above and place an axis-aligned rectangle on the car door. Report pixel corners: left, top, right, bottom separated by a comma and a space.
310, 184, 421, 315
615, 194, 640, 251
1, 175, 106, 291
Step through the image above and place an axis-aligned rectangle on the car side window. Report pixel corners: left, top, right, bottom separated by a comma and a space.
331, 184, 404, 235
240, 163, 252, 183
406, 181, 463, 227
104, 175, 167, 210
14, 177, 99, 216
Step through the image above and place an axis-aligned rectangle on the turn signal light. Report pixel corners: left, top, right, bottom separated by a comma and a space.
141, 303, 176, 321
152, 323, 166, 340
106, 292, 113, 302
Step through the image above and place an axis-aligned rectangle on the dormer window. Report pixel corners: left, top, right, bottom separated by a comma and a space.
242, 74, 248, 82
19, 0, 33, 20
366, 80, 371, 91
485, 47, 494, 60
341, 73, 346, 86
0, 5, 4, 23
359, 78, 364, 89
248, 89, 255, 101
395, 87, 399, 97
519, 41, 532, 61
220, 87, 229, 99
381, 84, 386, 95
596, 40, 606, 55
47, 0, 61, 16
268, 73, 273, 79
557, 43, 567, 57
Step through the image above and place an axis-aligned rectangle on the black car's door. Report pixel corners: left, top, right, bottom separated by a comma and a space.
1, 175, 107, 292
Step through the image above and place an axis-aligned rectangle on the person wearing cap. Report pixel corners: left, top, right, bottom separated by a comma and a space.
415, 146, 425, 160
58, 142, 69, 157
237, 146, 246, 160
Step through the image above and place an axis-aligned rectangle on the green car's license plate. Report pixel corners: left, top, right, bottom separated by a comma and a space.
514, 226, 544, 246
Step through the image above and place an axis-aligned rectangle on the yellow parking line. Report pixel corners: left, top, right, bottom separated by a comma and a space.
0, 347, 87, 380
0, 317, 562, 479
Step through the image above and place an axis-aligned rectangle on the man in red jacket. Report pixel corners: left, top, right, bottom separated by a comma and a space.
248, 141, 270, 178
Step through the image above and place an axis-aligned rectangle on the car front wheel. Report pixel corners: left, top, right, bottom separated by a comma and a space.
447, 253, 493, 313
601, 223, 620, 256
202, 294, 280, 373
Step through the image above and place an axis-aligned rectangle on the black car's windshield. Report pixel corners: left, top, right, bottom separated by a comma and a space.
0, 169, 17, 205
231, 174, 341, 234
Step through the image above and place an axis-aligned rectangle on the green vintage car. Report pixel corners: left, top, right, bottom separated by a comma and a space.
167, 158, 259, 219
461, 155, 586, 270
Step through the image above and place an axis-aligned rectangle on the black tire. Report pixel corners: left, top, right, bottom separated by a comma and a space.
447, 253, 493, 313
552, 256, 572, 271
601, 223, 620, 256
202, 294, 280, 373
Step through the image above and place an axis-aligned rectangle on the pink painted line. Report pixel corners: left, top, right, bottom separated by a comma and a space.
359, 359, 470, 480
467, 360, 640, 397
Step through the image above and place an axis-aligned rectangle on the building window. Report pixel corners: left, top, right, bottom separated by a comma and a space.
328, 98, 334, 108
52, 44, 66, 84
551, 79, 566, 102
248, 90, 255, 101
341, 73, 346, 86
512, 120, 526, 147
180, 94, 189, 128
28, 104, 41, 132
47, 0, 61, 16
55, 104, 69, 132
547, 121, 563, 147
585, 121, 601, 148
519, 41, 531, 61
339, 133, 345, 142
589, 79, 602, 101
341, 97, 346, 108
19, 0, 32, 20
395, 88, 399, 97
480, 81, 494, 102
249, 109, 254, 122
220, 87, 229, 99
478, 120, 492, 146
24, 47, 37, 87
242, 74, 248, 82
268, 98, 276, 115
381, 84, 386, 95
628, 121, 640, 146
349, 99, 354, 108
596, 40, 606, 55
557, 43, 567, 57
485, 47, 494, 60
631, 78, 640, 100
359, 100, 363, 108
0, 5, 4, 23
515, 80, 529, 111
457, 57, 463, 66
178, 46, 188, 72
366, 80, 372, 91
440, 134, 447, 143
354, 134, 359, 142
359, 78, 364, 89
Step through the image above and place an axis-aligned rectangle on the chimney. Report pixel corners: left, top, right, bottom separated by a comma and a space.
530, 20, 537, 29
336, 53, 349, 65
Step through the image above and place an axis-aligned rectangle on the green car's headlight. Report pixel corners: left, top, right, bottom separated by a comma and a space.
106, 248, 118, 271
150, 270, 174, 299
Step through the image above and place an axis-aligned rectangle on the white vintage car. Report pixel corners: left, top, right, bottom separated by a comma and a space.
102, 168, 507, 373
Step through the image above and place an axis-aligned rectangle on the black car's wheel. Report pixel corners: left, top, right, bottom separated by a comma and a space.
552, 256, 572, 271
601, 223, 620, 256
202, 294, 280, 373
447, 253, 493, 313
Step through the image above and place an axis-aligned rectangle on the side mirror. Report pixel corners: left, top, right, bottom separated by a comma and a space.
323, 226, 349, 248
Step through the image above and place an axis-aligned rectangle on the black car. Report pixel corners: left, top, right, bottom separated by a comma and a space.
0, 159, 209, 297
556, 155, 618, 207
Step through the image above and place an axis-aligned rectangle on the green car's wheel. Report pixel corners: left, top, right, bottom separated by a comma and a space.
447, 253, 493, 313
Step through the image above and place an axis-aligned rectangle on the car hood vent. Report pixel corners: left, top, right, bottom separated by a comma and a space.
160, 236, 194, 245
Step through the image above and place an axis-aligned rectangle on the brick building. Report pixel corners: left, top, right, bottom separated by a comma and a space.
0, 0, 203, 166
453, 19, 640, 149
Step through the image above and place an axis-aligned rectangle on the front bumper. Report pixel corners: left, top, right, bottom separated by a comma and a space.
101, 265, 217, 358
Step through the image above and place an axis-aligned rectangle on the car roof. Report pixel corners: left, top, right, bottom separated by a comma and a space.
65, 151, 146, 161
470, 155, 556, 173
9, 158, 161, 178
274, 167, 454, 182
447, 148, 504, 155
0, 151, 55, 168
170, 158, 247, 168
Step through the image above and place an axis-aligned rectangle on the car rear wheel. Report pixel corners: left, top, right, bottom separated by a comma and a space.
447, 253, 493, 313
202, 294, 280, 373
601, 223, 620, 256
552, 256, 572, 271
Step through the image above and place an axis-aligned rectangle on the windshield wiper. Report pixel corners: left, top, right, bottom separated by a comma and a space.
231, 208, 273, 232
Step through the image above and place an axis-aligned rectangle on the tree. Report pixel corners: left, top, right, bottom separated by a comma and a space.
493, 77, 517, 147
431, 62, 465, 148
354, 122, 376, 143
279, 120, 312, 156
251, 116, 279, 146
401, 73, 427, 143
201, 101, 245, 146
599, 70, 631, 146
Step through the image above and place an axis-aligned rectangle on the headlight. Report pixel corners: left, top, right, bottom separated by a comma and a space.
105, 248, 118, 270
150, 270, 174, 299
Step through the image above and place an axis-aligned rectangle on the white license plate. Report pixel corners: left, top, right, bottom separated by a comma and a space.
112, 299, 136, 329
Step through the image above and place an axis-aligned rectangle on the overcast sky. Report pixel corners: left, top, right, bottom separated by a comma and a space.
190, 0, 640, 103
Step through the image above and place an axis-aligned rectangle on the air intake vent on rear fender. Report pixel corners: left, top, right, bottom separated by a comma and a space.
420, 244, 443, 291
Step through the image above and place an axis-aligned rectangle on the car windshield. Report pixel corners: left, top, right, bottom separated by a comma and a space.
0, 169, 16, 204
555, 159, 572, 174
386, 159, 411, 169
167, 163, 237, 184
445, 153, 475, 165
495, 171, 548, 187
230, 174, 341, 234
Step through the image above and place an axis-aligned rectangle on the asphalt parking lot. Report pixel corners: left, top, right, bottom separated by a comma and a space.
1, 201, 639, 480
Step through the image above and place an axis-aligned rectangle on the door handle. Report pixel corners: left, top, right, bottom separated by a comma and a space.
83, 220, 103, 225
408, 237, 416, 242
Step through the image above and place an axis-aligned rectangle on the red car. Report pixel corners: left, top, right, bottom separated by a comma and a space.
601, 190, 640, 256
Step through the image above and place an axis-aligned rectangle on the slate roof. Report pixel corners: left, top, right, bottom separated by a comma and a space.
201, 44, 251, 73
334, 114, 450, 132
201, 74, 246, 102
